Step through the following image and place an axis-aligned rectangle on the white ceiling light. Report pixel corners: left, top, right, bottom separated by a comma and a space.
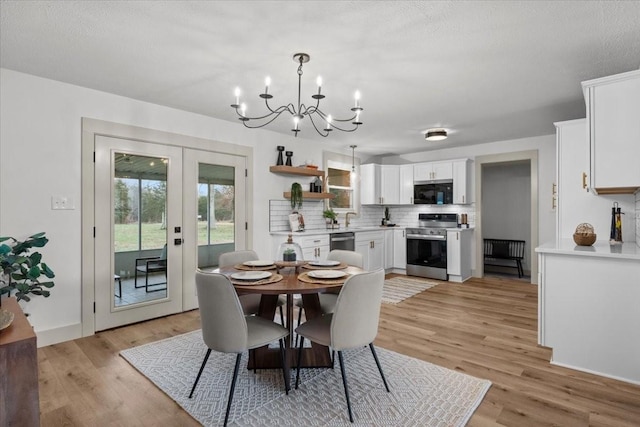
425, 129, 448, 141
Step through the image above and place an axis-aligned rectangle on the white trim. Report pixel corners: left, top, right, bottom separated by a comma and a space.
550, 360, 640, 386
35, 322, 83, 348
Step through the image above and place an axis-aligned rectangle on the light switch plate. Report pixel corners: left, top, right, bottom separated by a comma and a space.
51, 196, 75, 210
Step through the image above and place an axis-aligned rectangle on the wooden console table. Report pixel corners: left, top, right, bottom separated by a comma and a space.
0, 297, 40, 427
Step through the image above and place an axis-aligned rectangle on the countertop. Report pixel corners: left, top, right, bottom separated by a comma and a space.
536, 239, 640, 261
271, 225, 474, 236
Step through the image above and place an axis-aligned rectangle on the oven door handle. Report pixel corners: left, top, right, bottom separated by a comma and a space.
406, 234, 446, 241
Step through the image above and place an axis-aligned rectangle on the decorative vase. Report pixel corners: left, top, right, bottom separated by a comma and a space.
285, 151, 293, 166
276, 146, 285, 166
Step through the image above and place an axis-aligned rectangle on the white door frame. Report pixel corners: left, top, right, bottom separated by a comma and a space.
81, 118, 253, 337
474, 150, 538, 283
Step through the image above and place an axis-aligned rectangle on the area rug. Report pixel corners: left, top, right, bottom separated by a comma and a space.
120, 330, 491, 426
382, 276, 441, 304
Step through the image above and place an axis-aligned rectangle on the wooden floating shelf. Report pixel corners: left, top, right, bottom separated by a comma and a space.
270, 165, 324, 177
283, 191, 335, 200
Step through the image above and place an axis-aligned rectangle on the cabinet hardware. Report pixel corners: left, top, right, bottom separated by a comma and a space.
462, 195, 465, 204
552, 183, 557, 195
552, 196, 556, 210
456, 232, 459, 241
582, 172, 587, 189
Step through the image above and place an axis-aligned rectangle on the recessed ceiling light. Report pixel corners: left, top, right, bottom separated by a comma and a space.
425, 129, 447, 141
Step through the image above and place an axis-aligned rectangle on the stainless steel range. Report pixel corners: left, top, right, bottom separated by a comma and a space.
406, 213, 458, 280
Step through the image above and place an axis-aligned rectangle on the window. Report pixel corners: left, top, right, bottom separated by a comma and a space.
326, 159, 356, 211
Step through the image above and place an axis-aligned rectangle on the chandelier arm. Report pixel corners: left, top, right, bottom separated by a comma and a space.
234, 104, 291, 121
306, 106, 359, 123
306, 113, 329, 137
240, 110, 288, 129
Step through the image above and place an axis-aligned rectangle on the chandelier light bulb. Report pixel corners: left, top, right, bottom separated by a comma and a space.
354, 90, 361, 107
265, 76, 271, 93
240, 103, 247, 116
293, 116, 300, 130
327, 114, 332, 127
234, 87, 241, 105
316, 76, 322, 88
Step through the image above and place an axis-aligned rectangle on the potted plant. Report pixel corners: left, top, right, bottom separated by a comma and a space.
0, 232, 55, 307
384, 206, 391, 226
290, 182, 303, 209
283, 248, 296, 262
323, 208, 337, 225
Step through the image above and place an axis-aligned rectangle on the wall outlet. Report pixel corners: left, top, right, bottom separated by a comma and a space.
51, 195, 75, 210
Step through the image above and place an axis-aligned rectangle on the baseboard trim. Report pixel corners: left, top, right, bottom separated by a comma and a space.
36, 322, 83, 348
550, 359, 640, 386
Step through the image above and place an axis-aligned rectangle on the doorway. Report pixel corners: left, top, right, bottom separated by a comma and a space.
82, 119, 252, 335
474, 150, 538, 283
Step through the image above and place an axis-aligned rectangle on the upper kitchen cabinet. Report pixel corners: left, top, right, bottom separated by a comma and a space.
452, 159, 471, 204
361, 164, 412, 205
581, 69, 640, 194
413, 161, 453, 182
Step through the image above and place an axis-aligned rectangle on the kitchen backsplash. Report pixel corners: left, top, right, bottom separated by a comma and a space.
269, 199, 476, 232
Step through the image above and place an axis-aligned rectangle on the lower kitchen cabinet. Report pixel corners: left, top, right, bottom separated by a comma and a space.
392, 228, 406, 270
446, 229, 472, 282
272, 234, 329, 262
355, 231, 384, 271
384, 229, 394, 269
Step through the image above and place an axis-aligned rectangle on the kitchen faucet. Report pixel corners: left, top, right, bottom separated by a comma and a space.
345, 211, 357, 228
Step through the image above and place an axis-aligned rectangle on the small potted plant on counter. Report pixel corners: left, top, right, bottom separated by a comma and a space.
323, 208, 337, 228
283, 248, 297, 262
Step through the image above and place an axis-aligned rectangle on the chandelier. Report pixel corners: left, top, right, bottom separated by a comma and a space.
231, 53, 363, 137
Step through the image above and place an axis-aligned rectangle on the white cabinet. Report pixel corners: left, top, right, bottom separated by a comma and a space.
272, 234, 329, 262
414, 161, 453, 182
452, 159, 471, 204
380, 165, 400, 205
555, 119, 635, 243
384, 229, 394, 269
399, 164, 414, 204
446, 229, 472, 282
360, 163, 381, 205
582, 69, 640, 194
355, 231, 384, 271
392, 228, 406, 269
361, 164, 411, 205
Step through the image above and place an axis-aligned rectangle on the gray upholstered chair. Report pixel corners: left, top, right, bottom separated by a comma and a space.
218, 250, 286, 324
189, 271, 290, 427
294, 268, 389, 423
295, 249, 364, 328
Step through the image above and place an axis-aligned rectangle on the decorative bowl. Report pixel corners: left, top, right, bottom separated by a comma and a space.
573, 233, 596, 246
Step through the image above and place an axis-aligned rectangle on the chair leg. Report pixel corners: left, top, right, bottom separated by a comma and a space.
369, 343, 390, 392
295, 336, 304, 389
134, 268, 143, 288
517, 260, 523, 278
295, 305, 303, 348
223, 353, 242, 427
189, 348, 211, 398
337, 351, 354, 423
278, 338, 290, 394
279, 304, 285, 328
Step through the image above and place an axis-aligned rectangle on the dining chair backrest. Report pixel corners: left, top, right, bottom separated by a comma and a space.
195, 271, 248, 353
218, 250, 259, 268
330, 268, 385, 350
326, 249, 364, 269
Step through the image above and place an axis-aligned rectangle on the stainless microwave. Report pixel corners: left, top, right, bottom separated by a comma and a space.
413, 180, 453, 204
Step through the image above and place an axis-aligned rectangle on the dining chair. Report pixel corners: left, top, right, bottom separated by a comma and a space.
294, 268, 389, 423
218, 250, 286, 325
190, 271, 290, 427
295, 249, 364, 330
134, 243, 167, 292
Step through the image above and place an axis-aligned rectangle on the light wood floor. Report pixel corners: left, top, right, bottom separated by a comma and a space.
37, 275, 640, 426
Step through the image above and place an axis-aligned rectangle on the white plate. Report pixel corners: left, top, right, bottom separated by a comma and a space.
231, 271, 272, 281
309, 260, 340, 267
243, 260, 274, 267
308, 270, 346, 279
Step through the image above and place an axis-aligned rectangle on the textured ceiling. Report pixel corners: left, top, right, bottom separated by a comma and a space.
2, 1, 640, 156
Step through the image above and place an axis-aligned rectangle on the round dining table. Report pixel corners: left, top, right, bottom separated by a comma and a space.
213, 262, 365, 373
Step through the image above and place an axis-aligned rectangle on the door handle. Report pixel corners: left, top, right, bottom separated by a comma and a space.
582, 172, 587, 189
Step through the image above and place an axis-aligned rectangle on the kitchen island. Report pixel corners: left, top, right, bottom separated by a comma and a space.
536, 239, 640, 384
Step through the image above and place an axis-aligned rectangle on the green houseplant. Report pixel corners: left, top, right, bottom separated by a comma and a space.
290, 182, 303, 209
0, 232, 55, 305
323, 208, 337, 222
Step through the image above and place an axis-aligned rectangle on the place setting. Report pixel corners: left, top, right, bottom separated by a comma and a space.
302, 259, 348, 270
233, 259, 278, 271
298, 269, 351, 284
229, 269, 283, 286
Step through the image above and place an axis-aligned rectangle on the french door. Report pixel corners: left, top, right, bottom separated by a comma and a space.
94, 137, 247, 331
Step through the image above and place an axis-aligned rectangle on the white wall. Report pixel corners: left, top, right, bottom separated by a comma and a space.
0, 68, 335, 344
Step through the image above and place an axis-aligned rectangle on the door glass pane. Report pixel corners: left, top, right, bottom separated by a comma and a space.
113, 153, 168, 307
197, 163, 235, 268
